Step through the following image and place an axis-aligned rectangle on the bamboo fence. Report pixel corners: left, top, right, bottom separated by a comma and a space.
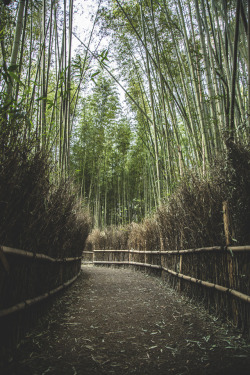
0, 245, 82, 314
0, 245, 82, 361
82, 246, 250, 336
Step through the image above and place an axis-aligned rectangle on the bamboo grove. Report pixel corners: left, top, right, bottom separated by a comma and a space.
0, 0, 250, 228
0, 0, 97, 176
0, 0, 92, 263
73, 0, 250, 227
100, 0, 248, 201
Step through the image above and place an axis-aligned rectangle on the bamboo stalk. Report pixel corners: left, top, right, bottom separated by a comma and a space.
93, 260, 161, 269
25, 292, 49, 307
0, 271, 81, 319
223, 201, 231, 245
0, 247, 9, 273
82, 261, 94, 265
0, 302, 26, 318
65, 257, 82, 262
130, 262, 161, 270
94, 261, 130, 265
227, 246, 250, 251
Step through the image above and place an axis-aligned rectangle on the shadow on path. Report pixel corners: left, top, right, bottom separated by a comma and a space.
3, 266, 250, 375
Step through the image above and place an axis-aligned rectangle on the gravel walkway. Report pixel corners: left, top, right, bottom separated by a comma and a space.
3, 265, 250, 375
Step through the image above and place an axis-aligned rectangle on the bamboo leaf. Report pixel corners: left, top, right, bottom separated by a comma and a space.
8, 71, 24, 86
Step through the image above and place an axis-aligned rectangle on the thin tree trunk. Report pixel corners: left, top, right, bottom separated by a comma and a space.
41, 0, 47, 149
248, 0, 250, 135
6, 0, 25, 101
230, 0, 241, 140
140, 0, 161, 205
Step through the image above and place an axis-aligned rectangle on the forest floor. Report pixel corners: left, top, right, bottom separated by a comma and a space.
2, 265, 250, 375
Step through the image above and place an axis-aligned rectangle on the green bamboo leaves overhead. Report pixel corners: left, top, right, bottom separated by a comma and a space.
101, 0, 249, 186
71, 0, 249, 227
1, 0, 249, 227
0, 0, 92, 176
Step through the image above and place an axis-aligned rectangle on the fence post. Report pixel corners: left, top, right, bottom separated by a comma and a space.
178, 254, 183, 292
223, 201, 231, 246
223, 201, 238, 325
160, 237, 164, 279
0, 246, 9, 274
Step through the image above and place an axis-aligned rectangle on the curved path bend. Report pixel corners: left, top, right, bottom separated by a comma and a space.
4, 266, 250, 375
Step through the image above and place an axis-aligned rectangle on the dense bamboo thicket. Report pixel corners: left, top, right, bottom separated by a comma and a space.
0, 125, 91, 308
0, 0, 83, 175
0, 0, 94, 361
85, 141, 250, 251
0, 127, 91, 363
71, 0, 249, 227
85, 225, 131, 251
0, 129, 91, 258
0, 0, 92, 258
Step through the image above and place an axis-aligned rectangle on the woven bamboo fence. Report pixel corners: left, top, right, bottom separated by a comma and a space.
82, 245, 250, 336
0, 245, 82, 361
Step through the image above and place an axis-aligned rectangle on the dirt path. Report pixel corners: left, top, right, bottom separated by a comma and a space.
3, 265, 250, 375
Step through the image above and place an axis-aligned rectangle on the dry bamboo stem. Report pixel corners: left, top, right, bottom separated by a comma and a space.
0, 247, 10, 273
0, 271, 81, 318
94, 261, 130, 265
2, 246, 82, 263
227, 246, 250, 251
223, 201, 231, 245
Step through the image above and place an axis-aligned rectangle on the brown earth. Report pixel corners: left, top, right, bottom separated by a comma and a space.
2, 265, 250, 375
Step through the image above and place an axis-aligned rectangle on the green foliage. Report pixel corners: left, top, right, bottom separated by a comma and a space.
1, 0, 249, 254
71, 71, 155, 226
71, 73, 130, 226
87, 141, 250, 250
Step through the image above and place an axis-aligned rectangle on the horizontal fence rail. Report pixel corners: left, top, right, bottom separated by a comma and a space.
82, 245, 250, 336
0, 271, 80, 318
91, 245, 250, 254
0, 244, 83, 360
0, 245, 82, 317
1, 245, 82, 263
